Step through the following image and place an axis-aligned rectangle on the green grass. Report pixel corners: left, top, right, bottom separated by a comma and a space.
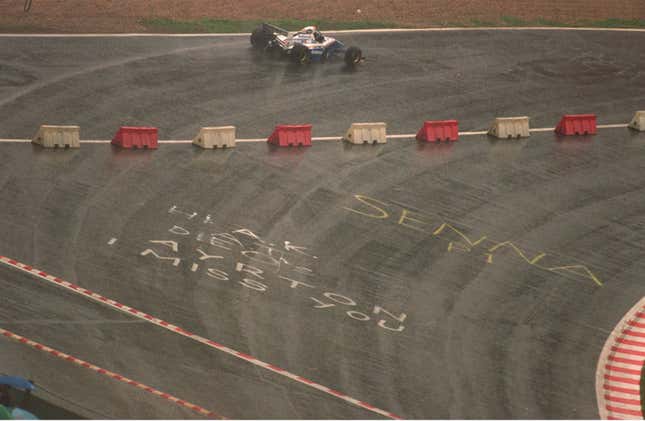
141, 18, 406, 33
0, 23, 52, 33
475, 16, 645, 28
468, 19, 498, 27
532, 18, 566, 27
497, 16, 560, 26
140, 16, 645, 33
577, 18, 645, 28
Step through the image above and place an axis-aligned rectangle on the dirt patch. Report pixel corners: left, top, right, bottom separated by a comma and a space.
0, 0, 644, 32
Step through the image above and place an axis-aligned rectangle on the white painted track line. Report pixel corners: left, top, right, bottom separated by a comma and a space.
235, 138, 268, 143
0, 255, 401, 420
328, 27, 645, 34
311, 136, 343, 141
0, 33, 248, 38
458, 130, 489, 136
387, 134, 417, 139
598, 124, 630, 129
1, 27, 645, 37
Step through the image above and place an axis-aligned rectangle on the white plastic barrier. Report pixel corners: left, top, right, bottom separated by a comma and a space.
192, 126, 236, 149
629, 111, 645, 132
488, 117, 530, 139
343, 122, 387, 144
32, 125, 80, 148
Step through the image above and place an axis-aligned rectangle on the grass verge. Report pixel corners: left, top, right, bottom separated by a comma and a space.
492, 16, 645, 28
140, 16, 645, 33
141, 18, 407, 33
0, 23, 52, 33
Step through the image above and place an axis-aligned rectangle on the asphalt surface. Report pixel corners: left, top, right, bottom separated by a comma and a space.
1, 30, 645, 139
0, 30, 645, 419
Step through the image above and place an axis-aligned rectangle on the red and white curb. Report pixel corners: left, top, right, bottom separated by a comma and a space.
0, 327, 222, 418
0, 255, 401, 420
596, 297, 645, 420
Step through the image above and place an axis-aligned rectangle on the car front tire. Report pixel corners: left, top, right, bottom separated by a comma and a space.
344, 46, 363, 67
291, 44, 311, 65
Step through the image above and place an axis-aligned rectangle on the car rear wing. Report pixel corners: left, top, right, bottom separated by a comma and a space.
262, 23, 289, 36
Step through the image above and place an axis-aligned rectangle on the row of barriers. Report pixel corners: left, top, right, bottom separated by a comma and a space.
29, 112, 645, 149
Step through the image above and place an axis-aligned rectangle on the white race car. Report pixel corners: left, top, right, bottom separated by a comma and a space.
251, 23, 363, 66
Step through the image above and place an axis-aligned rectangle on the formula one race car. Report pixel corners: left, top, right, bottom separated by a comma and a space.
250, 23, 363, 67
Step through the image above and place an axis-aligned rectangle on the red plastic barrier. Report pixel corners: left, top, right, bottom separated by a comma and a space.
416, 120, 459, 142
112, 126, 158, 149
267, 124, 312, 147
555, 114, 597, 136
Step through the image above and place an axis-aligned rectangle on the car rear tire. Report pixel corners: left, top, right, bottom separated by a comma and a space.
291, 44, 311, 65
251, 27, 270, 49
344, 46, 363, 66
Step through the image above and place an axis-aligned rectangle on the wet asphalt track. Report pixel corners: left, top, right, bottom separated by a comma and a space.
1, 30, 645, 419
